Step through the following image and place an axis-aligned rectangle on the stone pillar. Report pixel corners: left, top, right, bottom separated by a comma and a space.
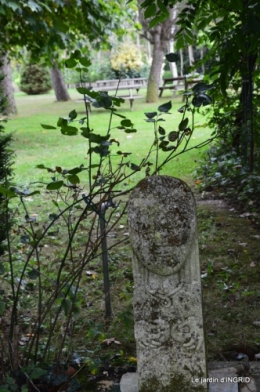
128, 176, 207, 392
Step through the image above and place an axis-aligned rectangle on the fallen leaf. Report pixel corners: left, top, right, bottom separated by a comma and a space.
86, 270, 97, 276
250, 262, 256, 267
240, 212, 258, 218
101, 337, 121, 346
97, 380, 113, 389
253, 321, 260, 327
238, 242, 247, 247
128, 356, 137, 362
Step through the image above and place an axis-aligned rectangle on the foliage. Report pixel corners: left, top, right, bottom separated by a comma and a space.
138, 0, 260, 171
110, 43, 145, 79
0, 59, 14, 257
195, 144, 260, 212
20, 64, 52, 95
0, 0, 134, 61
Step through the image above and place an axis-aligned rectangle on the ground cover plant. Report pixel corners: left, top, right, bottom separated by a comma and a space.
0, 55, 216, 392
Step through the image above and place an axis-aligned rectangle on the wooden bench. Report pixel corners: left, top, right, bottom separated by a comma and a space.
159, 77, 203, 98
74, 78, 147, 111
76, 94, 143, 111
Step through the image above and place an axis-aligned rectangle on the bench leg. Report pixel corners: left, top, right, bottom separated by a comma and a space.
159, 89, 163, 98
129, 99, 134, 110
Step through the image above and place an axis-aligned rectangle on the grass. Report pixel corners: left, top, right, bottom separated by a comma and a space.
5, 89, 212, 186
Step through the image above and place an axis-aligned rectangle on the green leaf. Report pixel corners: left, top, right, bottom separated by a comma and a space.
76, 88, 98, 99
124, 128, 137, 134
89, 133, 109, 144
0, 301, 5, 316
28, 269, 40, 280
57, 117, 68, 127
157, 0, 169, 15
144, 111, 157, 119
67, 174, 80, 184
158, 126, 166, 135
130, 163, 140, 171
192, 93, 212, 107
144, 3, 156, 18
79, 57, 91, 67
41, 124, 57, 130
175, 35, 185, 50
149, 14, 165, 28
192, 82, 214, 93
69, 109, 77, 120
121, 119, 133, 127
0, 186, 16, 197
165, 53, 180, 62
179, 118, 189, 131
30, 368, 47, 379
65, 58, 78, 68
72, 50, 81, 60
46, 181, 64, 190
158, 101, 172, 113
52, 200, 59, 207
61, 298, 71, 316
67, 167, 84, 175
81, 127, 91, 138
61, 126, 78, 136
93, 93, 112, 108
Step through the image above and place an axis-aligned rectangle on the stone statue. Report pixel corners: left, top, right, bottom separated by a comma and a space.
128, 176, 207, 392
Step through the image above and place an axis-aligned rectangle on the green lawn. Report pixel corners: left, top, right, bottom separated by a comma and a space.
5, 88, 213, 186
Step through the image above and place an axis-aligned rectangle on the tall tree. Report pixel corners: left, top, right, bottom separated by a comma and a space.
0, 54, 17, 114
50, 65, 71, 102
137, 1, 179, 102
139, 0, 260, 169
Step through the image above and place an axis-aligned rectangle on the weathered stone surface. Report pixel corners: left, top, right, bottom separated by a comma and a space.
128, 176, 207, 392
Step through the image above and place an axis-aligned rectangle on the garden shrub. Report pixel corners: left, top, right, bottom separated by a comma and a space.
20, 63, 52, 95
195, 143, 260, 211
110, 43, 149, 79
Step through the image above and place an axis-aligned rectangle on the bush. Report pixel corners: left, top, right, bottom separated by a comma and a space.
20, 63, 52, 95
110, 43, 149, 79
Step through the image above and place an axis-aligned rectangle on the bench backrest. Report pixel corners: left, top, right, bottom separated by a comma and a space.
95, 78, 147, 89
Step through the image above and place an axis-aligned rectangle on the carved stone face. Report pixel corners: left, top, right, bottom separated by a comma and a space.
128, 176, 196, 275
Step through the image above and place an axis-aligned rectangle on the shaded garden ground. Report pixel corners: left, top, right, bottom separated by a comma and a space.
2, 91, 260, 391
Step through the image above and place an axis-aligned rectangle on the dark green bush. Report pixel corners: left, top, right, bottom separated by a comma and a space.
20, 63, 52, 95
195, 143, 260, 211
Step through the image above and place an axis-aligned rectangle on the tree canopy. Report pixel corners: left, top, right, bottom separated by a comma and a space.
0, 0, 133, 59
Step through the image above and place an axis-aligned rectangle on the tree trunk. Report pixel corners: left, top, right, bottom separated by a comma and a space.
180, 49, 184, 76
146, 27, 165, 103
50, 66, 71, 101
188, 45, 194, 67
0, 53, 17, 115
168, 40, 178, 78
